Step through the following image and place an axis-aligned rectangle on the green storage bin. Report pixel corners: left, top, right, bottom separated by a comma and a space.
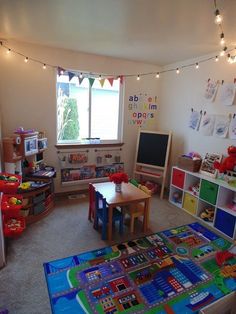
199, 179, 218, 205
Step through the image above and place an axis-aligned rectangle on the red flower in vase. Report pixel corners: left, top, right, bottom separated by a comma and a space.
109, 172, 128, 184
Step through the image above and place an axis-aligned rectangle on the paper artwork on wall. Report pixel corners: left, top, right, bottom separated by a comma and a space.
199, 114, 215, 136
213, 115, 230, 138
200, 153, 222, 178
188, 110, 202, 130
204, 80, 219, 102
229, 114, 236, 139
219, 83, 236, 106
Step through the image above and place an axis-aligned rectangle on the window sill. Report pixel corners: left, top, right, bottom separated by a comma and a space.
55, 143, 124, 150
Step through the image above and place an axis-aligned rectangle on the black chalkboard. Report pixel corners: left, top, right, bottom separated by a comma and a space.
136, 132, 169, 167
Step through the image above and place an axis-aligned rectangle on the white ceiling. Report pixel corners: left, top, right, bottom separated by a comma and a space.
0, 0, 236, 65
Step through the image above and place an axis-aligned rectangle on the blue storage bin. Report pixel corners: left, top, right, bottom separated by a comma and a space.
214, 208, 236, 239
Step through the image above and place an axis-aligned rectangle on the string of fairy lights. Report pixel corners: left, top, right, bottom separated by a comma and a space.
0, 0, 235, 83
214, 0, 236, 63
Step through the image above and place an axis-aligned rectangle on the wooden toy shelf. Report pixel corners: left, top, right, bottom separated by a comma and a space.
169, 166, 236, 240
18, 177, 54, 224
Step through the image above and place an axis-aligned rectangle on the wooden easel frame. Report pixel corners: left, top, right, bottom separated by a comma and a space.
133, 130, 172, 199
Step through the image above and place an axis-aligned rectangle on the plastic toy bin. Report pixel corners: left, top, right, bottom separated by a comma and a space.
3, 216, 26, 237
1, 194, 23, 216
0, 173, 22, 194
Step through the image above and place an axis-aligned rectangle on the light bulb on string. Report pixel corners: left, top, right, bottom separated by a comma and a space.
176, 68, 180, 74
98, 75, 102, 80
6, 48, 11, 54
215, 9, 222, 24
220, 47, 227, 57
79, 73, 83, 79
137, 75, 140, 81
215, 55, 219, 62
227, 54, 231, 63
24, 57, 28, 63
195, 63, 199, 69
220, 33, 225, 45
60, 69, 64, 75
155, 72, 160, 78
231, 56, 236, 64
43, 64, 46, 69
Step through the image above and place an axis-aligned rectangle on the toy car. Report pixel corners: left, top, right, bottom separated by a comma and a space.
200, 208, 215, 222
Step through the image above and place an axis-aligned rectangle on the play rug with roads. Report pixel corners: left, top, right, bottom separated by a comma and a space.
44, 222, 236, 314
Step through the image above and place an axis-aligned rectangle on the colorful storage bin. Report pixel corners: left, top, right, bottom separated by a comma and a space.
199, 180, 218, 205
1, 194, 23, 216
0, 173, 21, 194
3, 216, 25, 237
171, 168, 185, 189
214, 208, 236, 239
183, 193, 198, 215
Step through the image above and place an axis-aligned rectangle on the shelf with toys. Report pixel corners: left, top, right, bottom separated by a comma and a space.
0, 173, 26, 239
18, 178, 55, 224
57, 146, 124, 185
2, 128, 56, 224
169, 165, 236, 240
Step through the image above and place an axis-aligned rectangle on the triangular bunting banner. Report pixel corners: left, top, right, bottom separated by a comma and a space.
78, 76, 84, 85
57, 67, 65, 76
68, 72, 75, 81
99, 78, 105, 88
108, 78, 114, 86
89, 78, 95, 87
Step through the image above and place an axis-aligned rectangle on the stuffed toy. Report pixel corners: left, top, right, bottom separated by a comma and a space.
214, 146, 236, 173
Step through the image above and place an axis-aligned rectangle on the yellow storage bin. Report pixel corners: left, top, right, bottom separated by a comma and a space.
183, 193, 197, 215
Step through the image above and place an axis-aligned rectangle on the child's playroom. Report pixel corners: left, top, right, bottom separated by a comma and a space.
0, 1, 236, 313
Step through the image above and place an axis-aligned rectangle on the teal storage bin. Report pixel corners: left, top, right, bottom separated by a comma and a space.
33, 203, 45, 215
33, 192, 45, 204
199, 179, 218, 205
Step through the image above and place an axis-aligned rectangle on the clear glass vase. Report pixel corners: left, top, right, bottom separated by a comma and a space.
115, 183, 122, 193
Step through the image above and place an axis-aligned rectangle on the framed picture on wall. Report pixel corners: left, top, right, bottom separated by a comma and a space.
200, 153, 222, 178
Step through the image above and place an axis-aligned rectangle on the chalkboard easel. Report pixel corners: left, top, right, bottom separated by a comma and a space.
133, 130, 172, 199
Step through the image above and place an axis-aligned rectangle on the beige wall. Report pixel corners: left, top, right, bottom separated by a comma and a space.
159, 54, 236, 183
0, 40, 160, 192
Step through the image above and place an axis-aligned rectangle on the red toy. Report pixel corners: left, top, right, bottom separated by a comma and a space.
215, 250, 235, 267
214, 146, 236, 173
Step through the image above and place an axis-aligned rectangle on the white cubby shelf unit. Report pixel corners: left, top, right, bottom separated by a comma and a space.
169, 166, 236, 241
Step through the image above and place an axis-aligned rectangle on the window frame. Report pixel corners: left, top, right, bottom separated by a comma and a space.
56, 74, 124, 145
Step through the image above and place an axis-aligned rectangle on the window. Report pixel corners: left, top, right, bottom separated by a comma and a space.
57, 74, 123, 144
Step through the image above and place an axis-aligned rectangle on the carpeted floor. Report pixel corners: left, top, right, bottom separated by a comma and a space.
0, 193, 195, 314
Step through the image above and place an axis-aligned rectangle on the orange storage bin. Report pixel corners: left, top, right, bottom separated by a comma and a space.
3, 216, 25, 238
0, 173, 22, 194
1, 194, 23, 216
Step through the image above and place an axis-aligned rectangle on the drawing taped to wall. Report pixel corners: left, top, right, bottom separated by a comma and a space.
188, 109, 202, 130
213, 115, 230, 138
199, 113, 215, 136
204, 79, 219, 102
229, 114, 236, 140
220, 82, 236, 106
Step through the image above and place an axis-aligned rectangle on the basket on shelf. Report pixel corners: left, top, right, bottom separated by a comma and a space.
177, 156, 202, 172
0, 173, 22, 193
3, 216, 26, 237
1, 194, 23, 216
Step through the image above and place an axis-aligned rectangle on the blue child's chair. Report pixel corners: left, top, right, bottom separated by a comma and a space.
94, 191, 124, 240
